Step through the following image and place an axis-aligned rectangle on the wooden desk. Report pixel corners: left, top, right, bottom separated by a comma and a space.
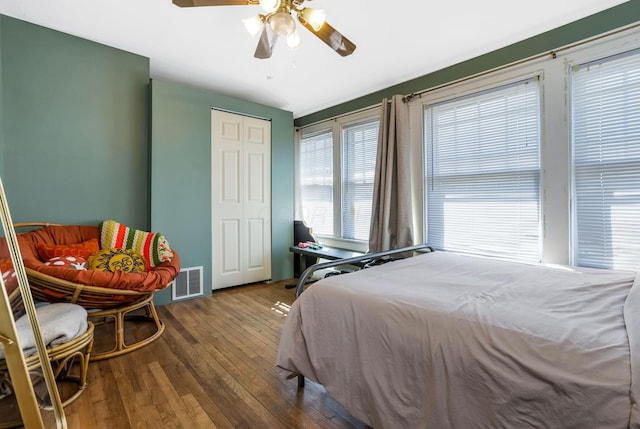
287, 245, 365, 288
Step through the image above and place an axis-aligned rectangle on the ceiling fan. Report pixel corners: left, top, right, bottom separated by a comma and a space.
172, 0, 356, 59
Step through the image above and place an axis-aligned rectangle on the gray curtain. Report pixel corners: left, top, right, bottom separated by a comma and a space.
368, 95, 414, 252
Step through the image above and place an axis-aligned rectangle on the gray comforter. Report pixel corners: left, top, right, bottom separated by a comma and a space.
276, 252, 640, 428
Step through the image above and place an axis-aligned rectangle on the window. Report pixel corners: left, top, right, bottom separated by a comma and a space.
297, 111, 379, 247
296, 25, 640, 264
299, 130, 333, 235
342, 120, 378, 241
571, 49, 640, 270
424, 78, 541, 261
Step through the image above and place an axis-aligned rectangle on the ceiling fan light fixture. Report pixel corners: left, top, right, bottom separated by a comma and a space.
269, 10, 296, 36
286, 30, 302, 49
175, 0, 356, 59
242, 14, 265, 37
299, 7, 325, 31
259, 0, 280, 13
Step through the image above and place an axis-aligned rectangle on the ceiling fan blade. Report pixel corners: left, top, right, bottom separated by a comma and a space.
172, 0, 256, 7
254, 26, 277, 59
298, 17, 356, 57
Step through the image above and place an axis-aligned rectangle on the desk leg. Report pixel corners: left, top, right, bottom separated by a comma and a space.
285, 253, 308, 289
299, 254, 308, 275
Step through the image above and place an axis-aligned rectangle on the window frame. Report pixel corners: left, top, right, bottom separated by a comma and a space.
297, 128, 335, 236
422, 76, 543, 262
296, 108, 380, 252
569, 47, 640, 270
561, 30, 640, 268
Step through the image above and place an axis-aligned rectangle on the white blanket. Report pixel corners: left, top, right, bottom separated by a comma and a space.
277, 252, 639, 428
0, 303, 88, 359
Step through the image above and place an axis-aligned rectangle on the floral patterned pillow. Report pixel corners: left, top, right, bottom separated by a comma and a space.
44, 256, 88, 271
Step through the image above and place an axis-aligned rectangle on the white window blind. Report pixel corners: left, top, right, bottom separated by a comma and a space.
425, 78, 541, 261
299, 130, 334, 235
342, 120, 378, 241
571, 49, 640, 270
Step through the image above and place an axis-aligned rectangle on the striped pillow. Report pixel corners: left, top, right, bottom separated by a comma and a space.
99, 220, 173, 268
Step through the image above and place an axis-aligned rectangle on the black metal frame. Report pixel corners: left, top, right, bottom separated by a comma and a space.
294, 243, 434, 298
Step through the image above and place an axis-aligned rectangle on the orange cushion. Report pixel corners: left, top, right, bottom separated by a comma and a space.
36, 238, 99, 261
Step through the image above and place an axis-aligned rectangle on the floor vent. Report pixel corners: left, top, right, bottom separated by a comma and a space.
172, 266, 203, 301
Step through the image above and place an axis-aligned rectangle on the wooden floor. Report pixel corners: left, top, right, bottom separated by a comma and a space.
33, 280, 369, 429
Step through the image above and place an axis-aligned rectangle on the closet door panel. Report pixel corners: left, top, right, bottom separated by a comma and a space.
212, 110, 271, 289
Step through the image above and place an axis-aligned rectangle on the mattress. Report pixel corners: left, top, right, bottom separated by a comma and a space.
277, 251, 640, 428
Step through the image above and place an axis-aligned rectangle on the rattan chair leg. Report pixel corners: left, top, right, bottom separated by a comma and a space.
88, 294, 165, 361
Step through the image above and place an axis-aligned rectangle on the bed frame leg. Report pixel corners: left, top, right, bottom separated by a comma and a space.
297, 374, 305, 388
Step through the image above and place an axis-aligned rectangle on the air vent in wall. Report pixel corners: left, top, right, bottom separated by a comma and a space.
172, 266, 203, 301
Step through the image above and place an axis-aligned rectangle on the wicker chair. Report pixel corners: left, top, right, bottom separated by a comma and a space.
0, 322, 94, 407
0, 284, 94, 428
14, 223, 180, 361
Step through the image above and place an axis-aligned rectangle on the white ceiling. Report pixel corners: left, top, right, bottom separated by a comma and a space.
0, 0, 629, 118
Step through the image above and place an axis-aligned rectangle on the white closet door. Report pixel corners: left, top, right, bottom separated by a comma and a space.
211, 110, 271, 290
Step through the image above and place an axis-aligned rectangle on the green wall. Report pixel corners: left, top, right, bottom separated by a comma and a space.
0, 16, 150, 227
149, 80, 294, 304
295, 0, 640, 127
0, 15, 295, 307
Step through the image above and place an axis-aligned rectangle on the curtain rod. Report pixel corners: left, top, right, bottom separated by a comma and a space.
295, 102, 383, 131
298, 20, 640, 130
402, 21, 640, 103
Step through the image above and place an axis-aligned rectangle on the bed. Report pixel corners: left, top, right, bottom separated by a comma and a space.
276, 250, 640, 428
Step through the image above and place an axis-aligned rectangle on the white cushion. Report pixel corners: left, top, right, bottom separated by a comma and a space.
0, 303, 88, 359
